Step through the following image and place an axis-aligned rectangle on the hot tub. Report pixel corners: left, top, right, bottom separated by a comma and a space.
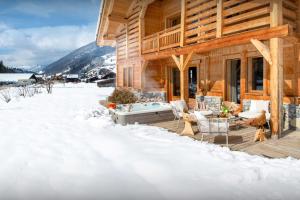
110, 102, 175, 125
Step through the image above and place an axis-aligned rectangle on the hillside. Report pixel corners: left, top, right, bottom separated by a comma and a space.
0, 61, 32, 73
43, 42, 115, 77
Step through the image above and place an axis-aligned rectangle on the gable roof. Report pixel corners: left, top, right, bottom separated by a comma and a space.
0, 73, 36, 82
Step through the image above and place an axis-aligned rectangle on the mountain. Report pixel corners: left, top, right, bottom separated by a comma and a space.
28, 65, 46, 74
0, 61, 33, 73
43, 42, 115, 77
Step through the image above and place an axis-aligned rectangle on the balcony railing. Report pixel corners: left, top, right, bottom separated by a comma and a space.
142, 24, 181, 54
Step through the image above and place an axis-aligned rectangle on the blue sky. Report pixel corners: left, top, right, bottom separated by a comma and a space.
0, 0, 101, 68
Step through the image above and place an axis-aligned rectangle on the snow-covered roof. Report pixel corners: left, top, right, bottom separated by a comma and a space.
66, 74, 79, 79
0, 73, 35, 82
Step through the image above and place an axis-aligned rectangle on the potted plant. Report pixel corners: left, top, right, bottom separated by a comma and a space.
220, 103, 230, 118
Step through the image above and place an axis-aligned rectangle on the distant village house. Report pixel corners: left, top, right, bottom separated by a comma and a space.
0, 73, 37, 86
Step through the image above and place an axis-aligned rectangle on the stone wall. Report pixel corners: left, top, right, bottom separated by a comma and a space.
134, 91, 167, 102
196, 95, 222, 114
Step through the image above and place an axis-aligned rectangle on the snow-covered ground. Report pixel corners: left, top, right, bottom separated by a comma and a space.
0, 83, 300, 200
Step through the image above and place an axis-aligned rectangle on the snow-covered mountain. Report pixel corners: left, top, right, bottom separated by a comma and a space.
29, 65, 46, 74
43, 42, 115, 79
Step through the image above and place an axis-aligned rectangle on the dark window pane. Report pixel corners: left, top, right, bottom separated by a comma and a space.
128, 67, 133, 87
172, 68, 180, 96
252, 57, 263, 90
123, 68, 127, 87
188, 67, 197, 98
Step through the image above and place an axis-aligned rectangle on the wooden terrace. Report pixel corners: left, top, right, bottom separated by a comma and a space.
150, 120, 300, 159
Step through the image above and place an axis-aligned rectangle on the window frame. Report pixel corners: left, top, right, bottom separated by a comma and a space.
165, 12, 181, 29
247, 56, 264, 93
123, 67, 133, 88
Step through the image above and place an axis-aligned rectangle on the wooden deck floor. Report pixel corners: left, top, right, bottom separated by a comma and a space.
150, 120, 300, 159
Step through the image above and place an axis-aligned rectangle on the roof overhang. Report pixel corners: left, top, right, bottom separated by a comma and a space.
96, 0, 133, 47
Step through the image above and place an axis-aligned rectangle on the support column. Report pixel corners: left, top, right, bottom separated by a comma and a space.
297, 0, 300, 34
270, 0, 283, 138
180, 68, 188, 101
270, 38, 283, 137
180, 0, 186, 47
216, 0, 223, 38
240, 51, 247, 101
172, 52, 193, 103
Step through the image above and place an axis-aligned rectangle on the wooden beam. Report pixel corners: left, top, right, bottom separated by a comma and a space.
180, 0, 186, 47
171, 55, 181, 69
270, 0, 283, 27
108, 14, 128, 24
270, 38, 283, 137
125, 24, 128, 59
270, 0, 283, 138
297, 0, 300, 34
172, 53, 194, 102
240, 51, 247, 102
216, 0, 223, 38
250, 39, 272, 65
182, 51, 194, 70
143, 25, 291, 60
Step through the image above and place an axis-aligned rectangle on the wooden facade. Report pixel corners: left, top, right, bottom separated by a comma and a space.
96, 0, 300, 136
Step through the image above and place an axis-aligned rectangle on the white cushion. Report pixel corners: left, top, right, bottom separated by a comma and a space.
194, 111, 209, 132
249, 100, 269, 113
176, 100, 188, 112
170, 101, 177, 109
238, 111, 270, 121
170, 100, 188, 113
249, 100, 257, 112
198, 110, 213, 116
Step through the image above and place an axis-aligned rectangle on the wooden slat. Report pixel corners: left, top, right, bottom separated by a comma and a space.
223, 16, 270, 35
224, 7, 270, 25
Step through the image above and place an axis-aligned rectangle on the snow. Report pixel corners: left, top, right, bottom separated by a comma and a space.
0, 73, 35, 82
0, 83, 300, 200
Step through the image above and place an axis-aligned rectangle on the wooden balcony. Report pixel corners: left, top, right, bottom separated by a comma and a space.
132, 0, 297, 58
142, 25, 181, 54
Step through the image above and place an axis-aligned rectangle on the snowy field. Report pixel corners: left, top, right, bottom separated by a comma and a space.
0, 83, 300, 200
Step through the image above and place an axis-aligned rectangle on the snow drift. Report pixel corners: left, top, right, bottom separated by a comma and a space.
0, 83, 300, 200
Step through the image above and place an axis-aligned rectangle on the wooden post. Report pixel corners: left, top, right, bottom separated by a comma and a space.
126, 24, 129, 59
171, 52, 193, 102
270, 38, 283, 137
139, 17, 144, 56
270, 0, 283, 138
240, 51, 247, 101
180, 0, 186, 47
297, 0, 300, 34
180, 68, 187, 101
263, 59, 268, 97
216, 0, 223, 38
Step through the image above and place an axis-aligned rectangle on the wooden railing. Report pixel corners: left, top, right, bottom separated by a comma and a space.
142, 25, 181, 54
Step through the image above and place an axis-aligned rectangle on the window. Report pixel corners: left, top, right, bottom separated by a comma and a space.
166, 14, 181, 28
128, 67, 133, 87
172, 68, 180, 96
248, 57, 264, 91
123, 67, 133, 87
123, 68, 128, 87
252, 57, 263, 90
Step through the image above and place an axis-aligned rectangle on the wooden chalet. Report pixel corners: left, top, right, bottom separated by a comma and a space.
96, 0, 300, 137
